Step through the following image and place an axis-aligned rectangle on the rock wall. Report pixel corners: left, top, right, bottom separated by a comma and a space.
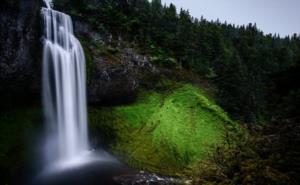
88, 48, 156, 104
0, 1, 157, 107
0, 0, 42, 107
74, 21, 157, 104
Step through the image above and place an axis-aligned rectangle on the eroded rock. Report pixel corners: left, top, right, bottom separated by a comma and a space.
114, 171, 192, 185
74, 21, 157, 104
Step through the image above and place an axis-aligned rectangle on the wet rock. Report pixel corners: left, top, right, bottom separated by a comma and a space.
73, 21, 157, 104
87, 48, 156, 104
114, 171, 192, 185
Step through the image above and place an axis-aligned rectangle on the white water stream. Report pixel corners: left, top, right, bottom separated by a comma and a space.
42, 0, 90, 168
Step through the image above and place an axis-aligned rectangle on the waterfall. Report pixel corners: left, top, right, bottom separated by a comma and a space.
42, 0, 90, 167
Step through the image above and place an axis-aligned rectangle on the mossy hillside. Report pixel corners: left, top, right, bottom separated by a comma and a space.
89, 84, 233, 175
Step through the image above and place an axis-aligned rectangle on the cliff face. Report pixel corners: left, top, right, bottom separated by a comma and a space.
87, 48, 156, 104
0, 1, 156, 107
0, 0, 42, 107
73, 21, 156, 104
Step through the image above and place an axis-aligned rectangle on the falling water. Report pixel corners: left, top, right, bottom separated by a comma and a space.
42, 0, 90, 167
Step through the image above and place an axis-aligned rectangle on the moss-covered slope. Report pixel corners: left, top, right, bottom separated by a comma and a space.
89, 84, 233, 175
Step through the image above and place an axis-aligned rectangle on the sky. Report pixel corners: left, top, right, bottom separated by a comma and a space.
161, 0, 300, 37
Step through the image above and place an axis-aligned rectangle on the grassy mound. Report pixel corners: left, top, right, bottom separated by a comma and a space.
89, 84, 233, 175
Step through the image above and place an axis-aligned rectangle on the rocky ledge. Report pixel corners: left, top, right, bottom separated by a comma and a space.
74, 21, 158, 104
114, 171, 192, 185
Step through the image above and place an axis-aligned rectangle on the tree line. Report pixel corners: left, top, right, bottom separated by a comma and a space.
54, 0, 300, 123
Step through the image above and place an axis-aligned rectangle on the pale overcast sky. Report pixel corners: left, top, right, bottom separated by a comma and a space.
161, 0, 300, 36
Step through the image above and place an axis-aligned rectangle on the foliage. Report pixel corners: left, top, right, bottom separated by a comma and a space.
191, 130, 291, 185
53, 0, 300, 123
191, 66, 300, 185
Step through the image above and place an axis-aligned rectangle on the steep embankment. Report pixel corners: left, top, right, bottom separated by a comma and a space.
89, 82, 234, 175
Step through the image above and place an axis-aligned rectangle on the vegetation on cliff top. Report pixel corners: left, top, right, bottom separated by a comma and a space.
54, 0, 300, 123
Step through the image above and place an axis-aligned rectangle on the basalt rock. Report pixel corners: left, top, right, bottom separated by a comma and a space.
74, 21, 157, 105
0, 0, 42, 107
114, 171, 192, 185
0, 4, 157, 107
88, 48, 156, 104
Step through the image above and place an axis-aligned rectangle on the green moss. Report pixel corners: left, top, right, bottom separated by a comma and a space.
115, 92, 162, 128
89, 84, 234, 175
77, 36, 94, 82
150, 85, 227, 162
150, 56, 179, 69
